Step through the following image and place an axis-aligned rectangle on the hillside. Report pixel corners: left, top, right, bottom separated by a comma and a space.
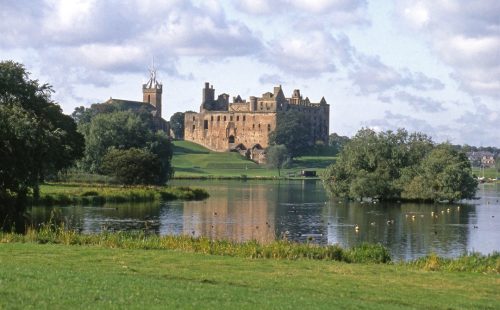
171, 140, 336, 178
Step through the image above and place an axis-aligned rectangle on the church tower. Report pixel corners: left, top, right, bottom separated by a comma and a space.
142, 66, 162, 118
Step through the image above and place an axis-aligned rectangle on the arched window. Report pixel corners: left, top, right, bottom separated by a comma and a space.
228, 135, 235, 143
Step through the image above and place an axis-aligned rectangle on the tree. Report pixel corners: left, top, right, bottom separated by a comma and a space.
401, 144, 477, 202
266, 144, 290, 177
169, 112, 185, 139
79, 111, 154, 172
0, 61, 84, 204
328, 133, 350, 155
101, 148, 163, 185
322, 128, 477, 202
74, 107, 174, 184
269, 110, 312, 158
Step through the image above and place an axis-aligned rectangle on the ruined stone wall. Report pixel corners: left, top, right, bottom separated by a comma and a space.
184, 111, 277, 152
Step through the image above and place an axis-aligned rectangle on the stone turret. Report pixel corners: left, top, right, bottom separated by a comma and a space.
201, 82, 215, 111
143, 68, 162, 117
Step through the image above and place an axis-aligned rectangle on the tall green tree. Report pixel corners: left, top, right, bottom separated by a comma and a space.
328, 133, 350, 155
266, 144, 290, 177
169, 112, 185, 139
269, 110, 312, 158
80, 111, 153, 172
0, 61, 84, 203
75, 107, 174, 184
401, 144, 477, 202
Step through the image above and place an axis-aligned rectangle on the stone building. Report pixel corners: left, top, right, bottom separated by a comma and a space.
103, 69, 168, 132
184, 83, 329, 159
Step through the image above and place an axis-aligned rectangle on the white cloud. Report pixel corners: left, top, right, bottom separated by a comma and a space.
364, 111, 452, 142
263, 31, 354, 76
455, 104, 500, 145
397, 0, 500, 97
236, 0, 369, 26
393, 91, 445, 113
349, 55, 444, 95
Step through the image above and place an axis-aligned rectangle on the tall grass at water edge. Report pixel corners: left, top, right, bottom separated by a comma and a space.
1, 223, 498, 273
34, 184, 209, 206
1, 221, 390, 263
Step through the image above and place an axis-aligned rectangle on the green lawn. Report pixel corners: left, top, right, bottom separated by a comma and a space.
172, 140, 337, 178
35, 183, 208, 205
472, 167, 498, 179
0, 243, 498, 309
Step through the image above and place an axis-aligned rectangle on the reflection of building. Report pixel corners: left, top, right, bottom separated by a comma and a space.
182, 184, 276, 243
184, 83, 329, 155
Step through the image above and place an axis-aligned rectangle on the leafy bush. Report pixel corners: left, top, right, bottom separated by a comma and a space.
101, 148, 163, 185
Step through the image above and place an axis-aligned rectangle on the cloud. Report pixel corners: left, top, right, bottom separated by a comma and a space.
393, 91, 445, 113
455, 104, 500, 146
0, 0, 265, 103
349, 55, 444, 95
259, 74, 284, 85
236, 0, 369, 26
397, 0, 500, 97
263, 31, 354, 76
363, 111, 452, 142
0, 0, 262, 71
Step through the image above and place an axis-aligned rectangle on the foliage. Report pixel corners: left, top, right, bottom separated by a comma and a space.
74, 107, 174, 184
33, 183, 209, 206
169, 111, 185, 139
0, 61, 83, 204
266, 144, 290, 176
101, 148, 163, 185
328, 133, 350, 155
269, 110, 313, 157
78, 110, 154, 172
322, 128, 478, 202
400, 144, 478, 202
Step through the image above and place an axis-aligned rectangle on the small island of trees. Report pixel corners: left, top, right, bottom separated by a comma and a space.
322, 128, 478, 203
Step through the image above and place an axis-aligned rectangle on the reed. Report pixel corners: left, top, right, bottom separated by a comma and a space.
33, 183, 209, 206
408, 252, 500, 273
2, 226, 498, 273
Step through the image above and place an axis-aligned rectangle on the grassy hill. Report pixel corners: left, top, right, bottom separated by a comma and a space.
171, 140, 336, 178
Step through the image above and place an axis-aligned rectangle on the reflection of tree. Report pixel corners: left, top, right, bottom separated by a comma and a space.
325, 201, 474, 260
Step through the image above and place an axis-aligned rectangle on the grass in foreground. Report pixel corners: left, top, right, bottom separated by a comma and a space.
35, 183, 209, 206
172, 140, 337, 178
2, 228, 499, 274
0, 242, 498, 309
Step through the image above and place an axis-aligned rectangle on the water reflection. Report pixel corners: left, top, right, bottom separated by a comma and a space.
6, 181, 500, 260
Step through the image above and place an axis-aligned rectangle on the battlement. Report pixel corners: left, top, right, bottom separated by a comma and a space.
184, 82, 330, 156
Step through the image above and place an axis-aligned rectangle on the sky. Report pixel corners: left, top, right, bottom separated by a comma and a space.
0, 0, 498, 146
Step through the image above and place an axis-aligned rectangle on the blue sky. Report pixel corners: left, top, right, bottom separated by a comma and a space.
1, 0, 498, 146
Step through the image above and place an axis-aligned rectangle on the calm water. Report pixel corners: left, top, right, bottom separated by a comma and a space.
27, 180, 500, 260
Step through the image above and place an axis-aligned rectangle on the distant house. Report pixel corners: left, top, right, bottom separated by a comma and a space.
467, 151, 496, 167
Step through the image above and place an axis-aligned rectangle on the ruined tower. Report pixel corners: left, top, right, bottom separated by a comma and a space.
143, 67, 162, 118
